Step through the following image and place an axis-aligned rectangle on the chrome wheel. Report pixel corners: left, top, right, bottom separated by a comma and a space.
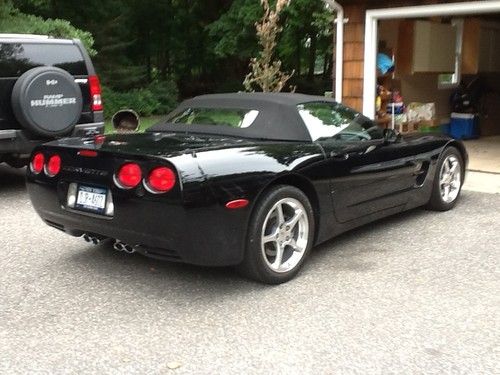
261, 198, 309, 273
439, 155, 461, 204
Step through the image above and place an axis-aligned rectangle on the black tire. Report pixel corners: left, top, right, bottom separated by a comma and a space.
238, 185, 315, 284
11, 66, 83, 137
426, 146, 464, 211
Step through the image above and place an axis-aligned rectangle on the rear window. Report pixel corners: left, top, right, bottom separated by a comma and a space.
168, 107, 259, 128
0, 42, 88, 77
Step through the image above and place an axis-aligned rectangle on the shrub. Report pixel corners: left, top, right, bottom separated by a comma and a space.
148, 80, 179, 115
0, 3, 95, 55
102, 79, 179, 119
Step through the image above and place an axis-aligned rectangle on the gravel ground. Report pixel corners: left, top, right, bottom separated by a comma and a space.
0, 164, 499, 374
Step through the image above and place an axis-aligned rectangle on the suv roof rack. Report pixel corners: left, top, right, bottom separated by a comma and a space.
0, 34, 51, 39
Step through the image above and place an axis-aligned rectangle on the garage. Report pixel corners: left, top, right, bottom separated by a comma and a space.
332, 0, 500, 192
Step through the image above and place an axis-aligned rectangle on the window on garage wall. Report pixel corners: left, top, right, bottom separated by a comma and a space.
438, 19, 464, 89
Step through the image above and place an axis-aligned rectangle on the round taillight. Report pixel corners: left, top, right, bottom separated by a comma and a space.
30, 152, 44, 174
116, 163, 142, 189
46, 154, 61, 177
146, 167, 176, 193
94, 134, 106, 145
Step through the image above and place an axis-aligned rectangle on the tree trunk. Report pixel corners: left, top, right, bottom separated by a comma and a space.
307, 33, 317, 79
146, 41, 152, 83
51, 0, 59, 18
323, 52, 328, 78
296, 33, 302, 76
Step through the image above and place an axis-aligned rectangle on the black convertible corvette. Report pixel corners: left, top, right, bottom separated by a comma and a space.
27, 93, 467, 283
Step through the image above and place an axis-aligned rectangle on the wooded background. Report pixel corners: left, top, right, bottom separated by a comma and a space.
0, 0, 335, 117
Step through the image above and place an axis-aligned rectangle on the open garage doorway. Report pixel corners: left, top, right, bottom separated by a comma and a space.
360, 1, 500, 192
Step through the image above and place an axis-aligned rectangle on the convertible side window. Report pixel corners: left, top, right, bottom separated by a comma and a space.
297, 102, 383, 142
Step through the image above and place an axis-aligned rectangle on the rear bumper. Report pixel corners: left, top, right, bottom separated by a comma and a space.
26, 178, 248, 267
0, 122, 104, 156
0, 129, 41, 155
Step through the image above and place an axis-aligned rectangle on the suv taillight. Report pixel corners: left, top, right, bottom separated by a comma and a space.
89, 75, 103, 112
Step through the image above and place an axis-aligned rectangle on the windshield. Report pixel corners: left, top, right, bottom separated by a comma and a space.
297, 102, 383, 141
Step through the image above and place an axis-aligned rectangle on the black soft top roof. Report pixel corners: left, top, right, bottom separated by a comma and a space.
147, 92, 339, 142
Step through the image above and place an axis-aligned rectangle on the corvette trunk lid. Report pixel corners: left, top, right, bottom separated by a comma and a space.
32, 132, 259, 199
43, 132, 256, 158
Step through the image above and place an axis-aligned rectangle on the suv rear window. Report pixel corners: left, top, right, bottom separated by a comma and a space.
0, 43, 88, 77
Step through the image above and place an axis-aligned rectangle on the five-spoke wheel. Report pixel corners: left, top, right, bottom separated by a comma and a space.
439, 154, 461, 204
239, 185, 314, 284
261, 198, 309, 273
427, 146, 464, 211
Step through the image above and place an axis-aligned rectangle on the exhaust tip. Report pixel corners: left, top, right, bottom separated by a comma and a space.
82, 233, 106, 245
113, 240, 136, 254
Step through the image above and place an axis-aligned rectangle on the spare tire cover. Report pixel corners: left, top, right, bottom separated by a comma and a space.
11, 66, 83, 137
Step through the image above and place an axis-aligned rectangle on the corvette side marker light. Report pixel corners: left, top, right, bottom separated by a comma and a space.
226, 199, 249, 209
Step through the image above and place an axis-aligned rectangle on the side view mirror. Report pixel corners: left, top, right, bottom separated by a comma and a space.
112, 109, 140, 133
383, 128, 401, 144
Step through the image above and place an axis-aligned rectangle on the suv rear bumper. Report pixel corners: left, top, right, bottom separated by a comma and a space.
0, 122, 104, 155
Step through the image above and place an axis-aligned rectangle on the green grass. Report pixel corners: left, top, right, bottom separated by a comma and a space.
104, 115, 165, 134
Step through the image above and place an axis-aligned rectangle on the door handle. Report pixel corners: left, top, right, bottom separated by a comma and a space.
330, 152, 349, 160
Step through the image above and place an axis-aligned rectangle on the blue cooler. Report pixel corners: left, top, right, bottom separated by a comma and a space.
440, 122, 450, 135
450, 113, 478, 139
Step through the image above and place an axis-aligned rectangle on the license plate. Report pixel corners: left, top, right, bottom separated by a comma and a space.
75, 185, 107, 214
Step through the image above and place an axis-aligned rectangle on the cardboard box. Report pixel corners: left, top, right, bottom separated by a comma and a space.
399, 122, 419, 133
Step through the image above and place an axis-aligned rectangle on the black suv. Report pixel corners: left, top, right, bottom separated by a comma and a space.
0, 34, 104, 167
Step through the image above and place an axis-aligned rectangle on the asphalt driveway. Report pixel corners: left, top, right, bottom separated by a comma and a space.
0, 164, 498, 374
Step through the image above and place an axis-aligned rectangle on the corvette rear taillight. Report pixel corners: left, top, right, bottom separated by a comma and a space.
115, 163, 142, 189
30, 152, 44, 174
45, 154, 62, 177
89, 75, 103, 112
145, 167, 176, 193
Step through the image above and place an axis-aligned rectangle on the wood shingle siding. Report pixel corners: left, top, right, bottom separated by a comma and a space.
342, 4, 366, 111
